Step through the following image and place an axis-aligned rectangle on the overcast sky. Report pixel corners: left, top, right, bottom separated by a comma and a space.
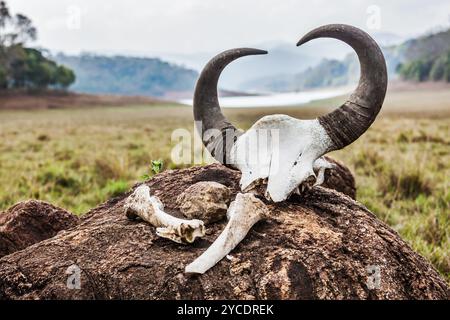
9, 0, 450, 55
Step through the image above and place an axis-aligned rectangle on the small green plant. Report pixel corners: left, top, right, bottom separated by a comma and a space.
141, 159, 164, 180
151, 159, 163, 174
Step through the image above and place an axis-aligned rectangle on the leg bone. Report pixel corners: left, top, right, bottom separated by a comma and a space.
185, 193, 268, 274
125, 185, 205, 244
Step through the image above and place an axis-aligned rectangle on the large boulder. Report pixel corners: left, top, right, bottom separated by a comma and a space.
0, 200, 78, 258
0, 162, 447, 299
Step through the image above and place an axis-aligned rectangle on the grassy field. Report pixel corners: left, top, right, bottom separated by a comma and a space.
0, 84, 449, 281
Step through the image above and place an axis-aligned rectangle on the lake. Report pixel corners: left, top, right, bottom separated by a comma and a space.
179, 87, 351, 108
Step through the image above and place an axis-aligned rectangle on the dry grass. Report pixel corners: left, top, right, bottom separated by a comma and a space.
0, 83, 448, 281
0, 91, 165, 110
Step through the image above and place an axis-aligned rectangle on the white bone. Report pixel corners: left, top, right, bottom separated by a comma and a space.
185, 193, 268, 274
125, 185, 205, 244
313, 157, 335, 186
230, 115, 333, 202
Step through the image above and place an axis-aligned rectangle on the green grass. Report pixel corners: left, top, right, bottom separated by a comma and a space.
0, 87, 449, 281
0, 105, 188, 213
332, 119, 449, 279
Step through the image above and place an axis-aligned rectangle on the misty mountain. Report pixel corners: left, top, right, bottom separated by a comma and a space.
240, 47, 402, 93
395, 29, 450, 82
161, 40, 355, 91
163, 44, 323, 91
161, 31, 404, 92
240, 29, 449, 93
241, 54, 359, 93
392, 28, 450, 62
53, 53, 198, 97
51, 30, 410, 97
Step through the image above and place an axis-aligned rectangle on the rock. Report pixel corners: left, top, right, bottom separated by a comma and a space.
322, 156, 356, 199
177, 181, 231, 224
0, 163, 447, 300
0, 200, 78, 258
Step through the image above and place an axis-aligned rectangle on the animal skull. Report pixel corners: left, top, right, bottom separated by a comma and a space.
187, 24, 388, 273
193, 24, 387, 202
230, 115, 334, 201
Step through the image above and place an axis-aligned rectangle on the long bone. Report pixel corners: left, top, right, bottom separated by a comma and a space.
185, 193, 268, 274
125, 185, 205, 244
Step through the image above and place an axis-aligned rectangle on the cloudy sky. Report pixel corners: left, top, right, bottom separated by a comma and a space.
9, 0, 450, 55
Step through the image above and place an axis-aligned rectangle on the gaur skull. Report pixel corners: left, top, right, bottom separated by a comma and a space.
190, 24, 387, 273
193, 24, 387, 202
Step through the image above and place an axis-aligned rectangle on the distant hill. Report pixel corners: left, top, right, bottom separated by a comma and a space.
392, 29, 450, 63
162, 43, 326, 92
53, 53, 198, 97
241, 54, 359, 92
241, 28, 450, 93
394, 29, 450, 82
161, 32, 403, 92
50, 31, 408, 96
51, 29, 447, 96
241, 52, 362, 92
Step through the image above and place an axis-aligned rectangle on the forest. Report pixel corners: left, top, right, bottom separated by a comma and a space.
0, 1, 75, 91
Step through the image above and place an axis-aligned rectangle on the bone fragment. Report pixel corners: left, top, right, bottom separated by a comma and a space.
125, 185, 205, 244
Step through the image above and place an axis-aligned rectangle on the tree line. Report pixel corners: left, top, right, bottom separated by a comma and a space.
0, 1, 75, 91
397, 50, 450, 82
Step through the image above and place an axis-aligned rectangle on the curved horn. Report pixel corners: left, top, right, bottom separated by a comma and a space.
297, 24, 387, 150
193, 48, 267, 164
